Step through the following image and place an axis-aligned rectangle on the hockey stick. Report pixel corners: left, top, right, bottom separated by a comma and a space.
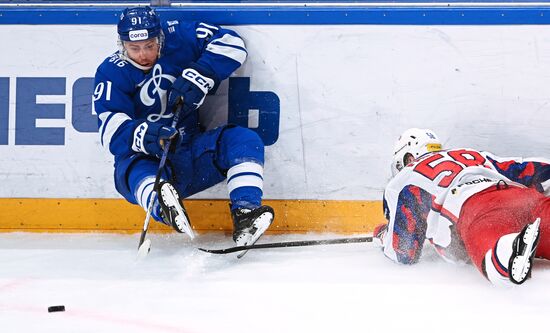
198, 236, 373, 254
137, 98, 185, 258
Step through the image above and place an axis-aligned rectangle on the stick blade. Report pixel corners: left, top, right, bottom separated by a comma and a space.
197, 247, 217, 254
197, 247, 239, 254
137, 239, 152, 259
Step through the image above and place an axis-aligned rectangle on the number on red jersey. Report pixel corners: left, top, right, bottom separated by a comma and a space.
413, 149, 486, 187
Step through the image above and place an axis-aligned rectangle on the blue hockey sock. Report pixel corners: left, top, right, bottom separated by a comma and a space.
230, 187, 263, 211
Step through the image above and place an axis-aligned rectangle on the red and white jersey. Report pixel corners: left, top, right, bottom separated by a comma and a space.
382, 148, 550, 264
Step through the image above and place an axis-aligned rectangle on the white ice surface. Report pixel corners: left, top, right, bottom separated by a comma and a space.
1, 232, 549, 333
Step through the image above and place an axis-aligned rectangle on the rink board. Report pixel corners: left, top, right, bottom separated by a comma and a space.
0, 198, 383, 234
3, 4, 550, 232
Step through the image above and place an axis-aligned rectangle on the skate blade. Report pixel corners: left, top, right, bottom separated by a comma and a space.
510, 218, 541, 283
176, 214, 195, 239
172, 201, 194, 239
523, 218, 541, 243
511, 256, 532, 282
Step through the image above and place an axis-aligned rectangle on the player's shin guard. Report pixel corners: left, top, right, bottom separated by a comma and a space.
482, 218, 541, 286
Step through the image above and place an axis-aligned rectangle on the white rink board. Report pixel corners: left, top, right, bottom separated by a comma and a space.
2, 25, 550, 200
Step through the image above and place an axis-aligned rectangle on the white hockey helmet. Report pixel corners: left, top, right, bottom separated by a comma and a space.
391, 128, 443, 175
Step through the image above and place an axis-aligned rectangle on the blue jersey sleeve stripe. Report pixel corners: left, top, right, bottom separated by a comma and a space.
212, 40, 247, 53
198, 22, 219, 31
100, 112, 132, 151
206, 43, 247, 65
98, 112, 115, 147
206, 33, 247, 64
211, 34, 245, 49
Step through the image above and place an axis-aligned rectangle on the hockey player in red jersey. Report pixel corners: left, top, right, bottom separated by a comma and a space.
374, 128, 550, 285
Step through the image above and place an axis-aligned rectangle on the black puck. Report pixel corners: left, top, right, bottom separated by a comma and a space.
48, 305, 65, 313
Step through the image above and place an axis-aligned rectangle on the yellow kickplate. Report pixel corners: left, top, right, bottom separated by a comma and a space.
0, 198, 384, 234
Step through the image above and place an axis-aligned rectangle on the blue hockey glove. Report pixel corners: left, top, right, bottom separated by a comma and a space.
168, 63, 216, 113
131, 121, 178, 158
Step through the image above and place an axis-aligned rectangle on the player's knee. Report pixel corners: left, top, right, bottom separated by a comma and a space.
220, 126, 264, 165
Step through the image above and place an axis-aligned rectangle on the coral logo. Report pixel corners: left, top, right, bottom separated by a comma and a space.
129, 29, 149, 41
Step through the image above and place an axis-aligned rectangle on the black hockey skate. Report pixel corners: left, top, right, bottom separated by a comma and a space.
157, 181, 195, 239
508, 218, 541, 284
232, 205, 274, 247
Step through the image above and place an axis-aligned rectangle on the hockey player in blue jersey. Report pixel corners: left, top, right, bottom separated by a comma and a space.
93, 6, 274, 246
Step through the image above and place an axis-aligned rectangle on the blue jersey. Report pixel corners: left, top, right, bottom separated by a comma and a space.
93, 20, 247, 160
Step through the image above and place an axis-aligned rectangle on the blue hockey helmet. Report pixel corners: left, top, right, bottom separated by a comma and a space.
117, 6, 161, 42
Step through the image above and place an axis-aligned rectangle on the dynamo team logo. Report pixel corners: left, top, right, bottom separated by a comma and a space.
139, 64, 176, 122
